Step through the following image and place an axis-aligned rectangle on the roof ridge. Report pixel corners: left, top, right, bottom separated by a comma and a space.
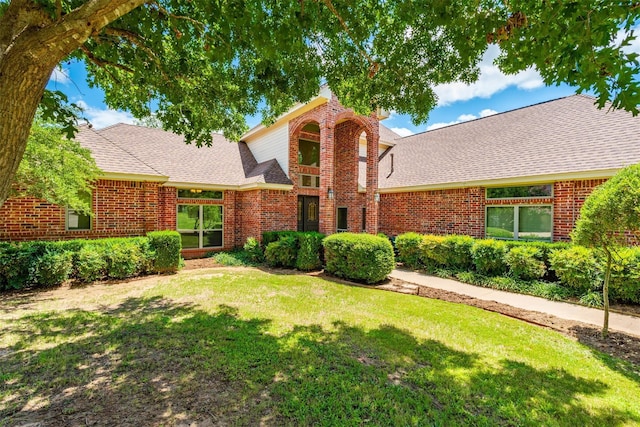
397, 94, 584, 141
95, 127, 166, 176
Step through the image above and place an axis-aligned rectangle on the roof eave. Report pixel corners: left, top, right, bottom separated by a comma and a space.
101, 171, 169, 182
378, 168, 620, 193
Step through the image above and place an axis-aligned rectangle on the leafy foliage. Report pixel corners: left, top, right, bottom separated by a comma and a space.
264, 237, 299, 268
295, 232, 325, 271
13, 119, 99, 214
147, 230, 182, 273
323, 233, 395, 284
471, 239, 509, 276
549, 246, 601, 293
243, 237, 265, 264
504, 246, 546, 281
395, 232, 424, 269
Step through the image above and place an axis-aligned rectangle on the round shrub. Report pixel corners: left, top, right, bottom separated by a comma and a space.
442, 235, 475, 270
419, 235, 448, 267
323, 233, 395, 284
395, 232, 423, 269
147, 231, 182, 273
609, 247, 640, 303
504, 246, 546, 280
33, 250, 73, 287
265, 236, 298, 268
548, 246, 600, 293
105, 240, 143, 279
243, 237, 265, 263
471, 239, 508, 276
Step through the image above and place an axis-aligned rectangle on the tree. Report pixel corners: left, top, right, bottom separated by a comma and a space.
12, 119, 99, 214
1, 1, 639, 208
572, 164, 640, 338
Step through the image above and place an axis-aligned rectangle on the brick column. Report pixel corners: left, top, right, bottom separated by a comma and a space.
365, 122, 379, 234
319, 121, 335, 235
143, 182, 159, 232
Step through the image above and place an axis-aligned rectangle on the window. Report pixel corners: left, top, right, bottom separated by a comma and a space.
177, 204, 223, 248
298, 139, 320, 166
66, 192, 92, 230
486, 205, 552, 241
299, 174, 320, 188
337, 207, 348, 232
486, 184, 552, 199
362, 207, 366, 231
177, 189, 223, 200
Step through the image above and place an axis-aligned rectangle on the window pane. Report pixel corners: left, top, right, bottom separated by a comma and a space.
177, 205, 199, 230
67, 210, 91, 230
486, 207, 514, 239
177, 189, 223, 199
202, 205, 223, 230
301, 175, 312, 187
337, 207, 348, 231
203, 230, 223, 247
519, 206, 552, 241
298, 139, 320, 166
487, 185, 552, 199
180, 231, 200, 249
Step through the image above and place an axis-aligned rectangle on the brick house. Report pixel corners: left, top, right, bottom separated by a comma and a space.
2, 90, 640, 257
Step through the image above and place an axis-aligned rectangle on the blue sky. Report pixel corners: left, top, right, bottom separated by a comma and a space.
46, 43, 630, 137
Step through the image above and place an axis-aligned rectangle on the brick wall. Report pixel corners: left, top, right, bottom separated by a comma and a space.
379, 187, 485, 238
0, 179, 159, 242
553, 179, 606, 241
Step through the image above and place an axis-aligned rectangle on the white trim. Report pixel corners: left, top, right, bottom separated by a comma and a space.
101, 171, 169, 182
167, 182, 293, 192
378, 168, 619, 193
241, 88, 332, 142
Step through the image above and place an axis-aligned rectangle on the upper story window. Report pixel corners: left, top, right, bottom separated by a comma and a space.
298, 139, 320, 166
299, 174, 320, 188
486, 184, 552, 199
177, 189, 223, 200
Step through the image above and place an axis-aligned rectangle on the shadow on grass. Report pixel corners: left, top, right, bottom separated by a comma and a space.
1, 297, 637, 426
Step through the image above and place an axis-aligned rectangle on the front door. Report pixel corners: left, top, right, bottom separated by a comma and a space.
298, 196, 319, 232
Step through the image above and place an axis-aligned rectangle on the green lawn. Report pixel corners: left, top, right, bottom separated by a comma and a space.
1, 268, 639, 426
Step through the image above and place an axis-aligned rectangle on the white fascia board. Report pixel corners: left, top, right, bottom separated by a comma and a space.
101, 172, 169, 182
378, 169, 620, 194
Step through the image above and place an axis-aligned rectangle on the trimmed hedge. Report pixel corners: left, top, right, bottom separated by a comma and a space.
323, 233, 395, 284
394, 232, 640, 305
261, 231, 325, 271
296, 232, 325, 271
148, 231, 182, 273
0, 231, 183, 291
265, 236, 299, 268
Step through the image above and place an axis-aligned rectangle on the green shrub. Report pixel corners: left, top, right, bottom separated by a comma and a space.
147, 231, 182, 273
32, 249, 73, 287
442, 235, 475, 270
608, 247, 640, 303
580, 291, 604, 307
471, 239, 508, 276
323, 233, 395, 284
104, 239, 144, 279
243, 237, 264, 263
265, 236, 298, 268
211, 250, 257, 266
262, 231, 300, 247
395, 232, 423, 269
548, 246, 600, 293
0, 243, 34, 290
75, 246, 107, 282
419, 235, 448, 267
504, 246, 546, 280
527, 281, 570, 301
295, 232, 325, 271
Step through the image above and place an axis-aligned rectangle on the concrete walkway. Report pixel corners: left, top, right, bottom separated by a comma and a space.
390, 269, 640, 337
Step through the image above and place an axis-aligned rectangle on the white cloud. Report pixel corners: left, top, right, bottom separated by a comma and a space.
433, 45, 544, 106
49, 66, 70, 84
77, 100, 135, 129
427, 108, 499, 131
614, 25, 640, 55
389, 127, 414, 137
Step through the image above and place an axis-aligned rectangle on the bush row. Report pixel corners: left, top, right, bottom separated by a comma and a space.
0, 231, 181, 291
395, 232, 640, 304
261, 231, 326, 271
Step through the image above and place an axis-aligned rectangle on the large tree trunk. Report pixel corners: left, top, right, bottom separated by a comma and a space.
0, 0, 146, 207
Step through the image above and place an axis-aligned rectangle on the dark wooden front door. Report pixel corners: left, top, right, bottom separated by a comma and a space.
298, 196, 319, 232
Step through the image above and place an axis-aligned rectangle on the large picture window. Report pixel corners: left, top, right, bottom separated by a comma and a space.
177, 204, 223, 249
486, 205, 552, 241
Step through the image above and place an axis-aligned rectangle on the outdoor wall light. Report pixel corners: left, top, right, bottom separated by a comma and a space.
328, 188, 334, 200
374, 192, 380, 203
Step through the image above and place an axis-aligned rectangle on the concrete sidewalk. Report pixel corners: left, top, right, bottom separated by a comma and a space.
390, 269, 640, 337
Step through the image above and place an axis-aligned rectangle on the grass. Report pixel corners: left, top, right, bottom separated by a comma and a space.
1, 268, 639, 426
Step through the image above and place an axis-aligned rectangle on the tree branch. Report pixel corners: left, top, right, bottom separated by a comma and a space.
148, 1, 206, 33
80, 44, 134, 76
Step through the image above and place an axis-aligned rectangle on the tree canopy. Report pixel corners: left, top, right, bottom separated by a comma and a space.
13, 120, 99, 214
1, 0, 639, 207
572, 163, 640, 337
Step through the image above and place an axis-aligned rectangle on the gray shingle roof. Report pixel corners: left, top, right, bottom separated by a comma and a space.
75, 125, 164, 178
84, 124, 290, 186
379, 124, 401, 145
379, 95, 640, 189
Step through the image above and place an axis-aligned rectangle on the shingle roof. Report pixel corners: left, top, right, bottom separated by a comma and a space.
379, 124, 400, 145
379, 95, 640, 189
85, 124, 290, 186
75, 125, 164, 178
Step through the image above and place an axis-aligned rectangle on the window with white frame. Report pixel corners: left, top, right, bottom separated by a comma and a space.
177, 204, 223, 248
66, 191, 92, 230
486, 205, 552, 241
